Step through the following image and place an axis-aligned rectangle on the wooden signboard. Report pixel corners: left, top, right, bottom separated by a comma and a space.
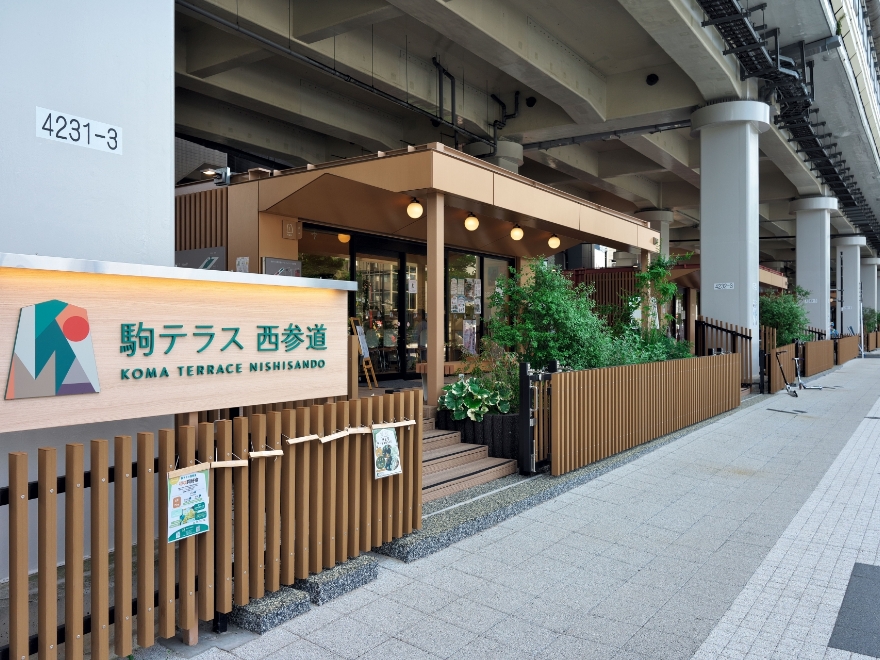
0, 253, 356, 432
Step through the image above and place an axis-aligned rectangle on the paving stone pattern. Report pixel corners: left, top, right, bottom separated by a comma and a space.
694, 359, 880, 660
143, 359, 880, 659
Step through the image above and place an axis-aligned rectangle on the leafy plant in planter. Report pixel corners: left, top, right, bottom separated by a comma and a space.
438, 377, 512, 422
759, 286, 811, 346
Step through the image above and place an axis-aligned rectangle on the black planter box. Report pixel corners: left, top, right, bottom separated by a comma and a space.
436, 410, 520, 461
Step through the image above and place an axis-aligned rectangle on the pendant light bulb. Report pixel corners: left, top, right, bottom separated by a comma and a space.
407, 198, 424, 219
338, 233, 351, 244
548, 234, 561, 249
464, 212, 480, 231
510, 224, 524, 241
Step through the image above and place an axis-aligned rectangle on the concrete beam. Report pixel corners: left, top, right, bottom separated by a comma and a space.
759, 125, 824, 196
175, 53, 408, 152
525, 144, 660, 207
176, 88, 365, 164
385, 0, 607, 124
620, 129, 701, 187
179, 3, 496, 138
616, 0, 749, 100
291, 0, 403, 43
597, 150, 666, 177
185, 23, 273, 78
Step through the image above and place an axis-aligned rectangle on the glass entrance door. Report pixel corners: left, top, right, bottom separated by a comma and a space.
354, 253, 400, 376
405, 254, 428, 373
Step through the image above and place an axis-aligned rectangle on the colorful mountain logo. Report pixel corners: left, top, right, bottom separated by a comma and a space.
5, 300, 101, 400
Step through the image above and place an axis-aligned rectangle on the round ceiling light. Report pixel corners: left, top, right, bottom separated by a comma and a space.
510, 224, 524, 241
407, 198, 424, 219
548, 234, 561, 249
338, 233, 351, 243
464, 213, 479, 231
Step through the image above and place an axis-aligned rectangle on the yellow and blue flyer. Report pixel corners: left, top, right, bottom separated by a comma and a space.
167, 470, 210, 542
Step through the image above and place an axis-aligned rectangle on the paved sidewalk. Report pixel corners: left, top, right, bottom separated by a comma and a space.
143, 358, 880, 660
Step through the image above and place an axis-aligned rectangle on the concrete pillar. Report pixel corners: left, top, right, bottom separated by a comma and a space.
861, 257, 880, 315
426, 192, 445, 407
691, 101, 771, 376
635, 210, 674, 257
832, 236, 866, 335
791, 196, 837, 335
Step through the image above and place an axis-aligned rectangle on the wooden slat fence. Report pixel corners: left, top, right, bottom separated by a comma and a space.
803, 340, 835, 377
868, 332, 878, 352
548, 354, 740, 476
695, 316, 753, 386
563, 268, 637, 318
175, 187, 228, 251
1, 390, 421, 659
766, 343, 797, 394
837, 335, 860, 364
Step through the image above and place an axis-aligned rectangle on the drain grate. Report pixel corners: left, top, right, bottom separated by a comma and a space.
767, 408, 808, 415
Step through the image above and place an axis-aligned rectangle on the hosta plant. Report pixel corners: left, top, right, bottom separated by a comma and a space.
438, 377, 512, 422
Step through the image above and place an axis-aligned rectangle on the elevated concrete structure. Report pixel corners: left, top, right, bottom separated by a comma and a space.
833, 236, 867, 334
792, 196, 838, 334
692, 101, 770, 376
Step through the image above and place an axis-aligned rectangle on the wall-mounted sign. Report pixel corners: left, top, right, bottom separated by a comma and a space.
804, 299, 818, 304
263, 257, 302, 277
283, 220, 301, 241
36, 107, 122, 154
713, 282, 735, 290
175, 247, 226, 271
0, 253, 356, 433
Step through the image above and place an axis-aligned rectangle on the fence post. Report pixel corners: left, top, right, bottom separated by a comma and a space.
518, 362, 534, 475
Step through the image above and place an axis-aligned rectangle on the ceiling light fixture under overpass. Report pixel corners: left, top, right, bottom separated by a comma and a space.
548, 235, 561, 249
510, 225, 524, 241
464, 213, 479, 231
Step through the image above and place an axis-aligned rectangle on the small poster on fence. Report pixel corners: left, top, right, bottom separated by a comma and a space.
167, 469, 210, 542
373, 427, 402, 479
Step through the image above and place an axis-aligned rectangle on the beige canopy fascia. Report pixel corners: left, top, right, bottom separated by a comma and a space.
244, 143, 658, 256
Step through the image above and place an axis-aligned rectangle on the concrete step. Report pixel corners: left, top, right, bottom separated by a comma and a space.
422, 443, 488, 476
424, 404, 438, 420
422, 428, 461, 451
422, 457, 518, 503
423, 417, 435, 431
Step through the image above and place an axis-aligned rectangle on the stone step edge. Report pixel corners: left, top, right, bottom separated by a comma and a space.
228, 555, 379, 634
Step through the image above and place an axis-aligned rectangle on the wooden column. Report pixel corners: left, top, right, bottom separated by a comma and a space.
427, 191, 445, 407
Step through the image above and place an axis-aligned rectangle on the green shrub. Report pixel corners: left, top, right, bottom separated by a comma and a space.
438, 377, 512, 422
486, 258, 692, 371
487, 259, 615, 370
865, 307, 878, 333
759, 287, 811, 346
457, 338, 520, 413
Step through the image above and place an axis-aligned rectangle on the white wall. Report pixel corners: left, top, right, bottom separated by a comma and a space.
0, 1, 175, 576
0, 1, 174, 265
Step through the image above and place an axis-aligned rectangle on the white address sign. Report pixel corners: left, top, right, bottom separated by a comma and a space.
36, 107, 122, 155
713, 282, 735, 290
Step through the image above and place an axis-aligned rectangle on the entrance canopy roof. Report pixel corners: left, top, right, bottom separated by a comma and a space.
251, 143, 659, 258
